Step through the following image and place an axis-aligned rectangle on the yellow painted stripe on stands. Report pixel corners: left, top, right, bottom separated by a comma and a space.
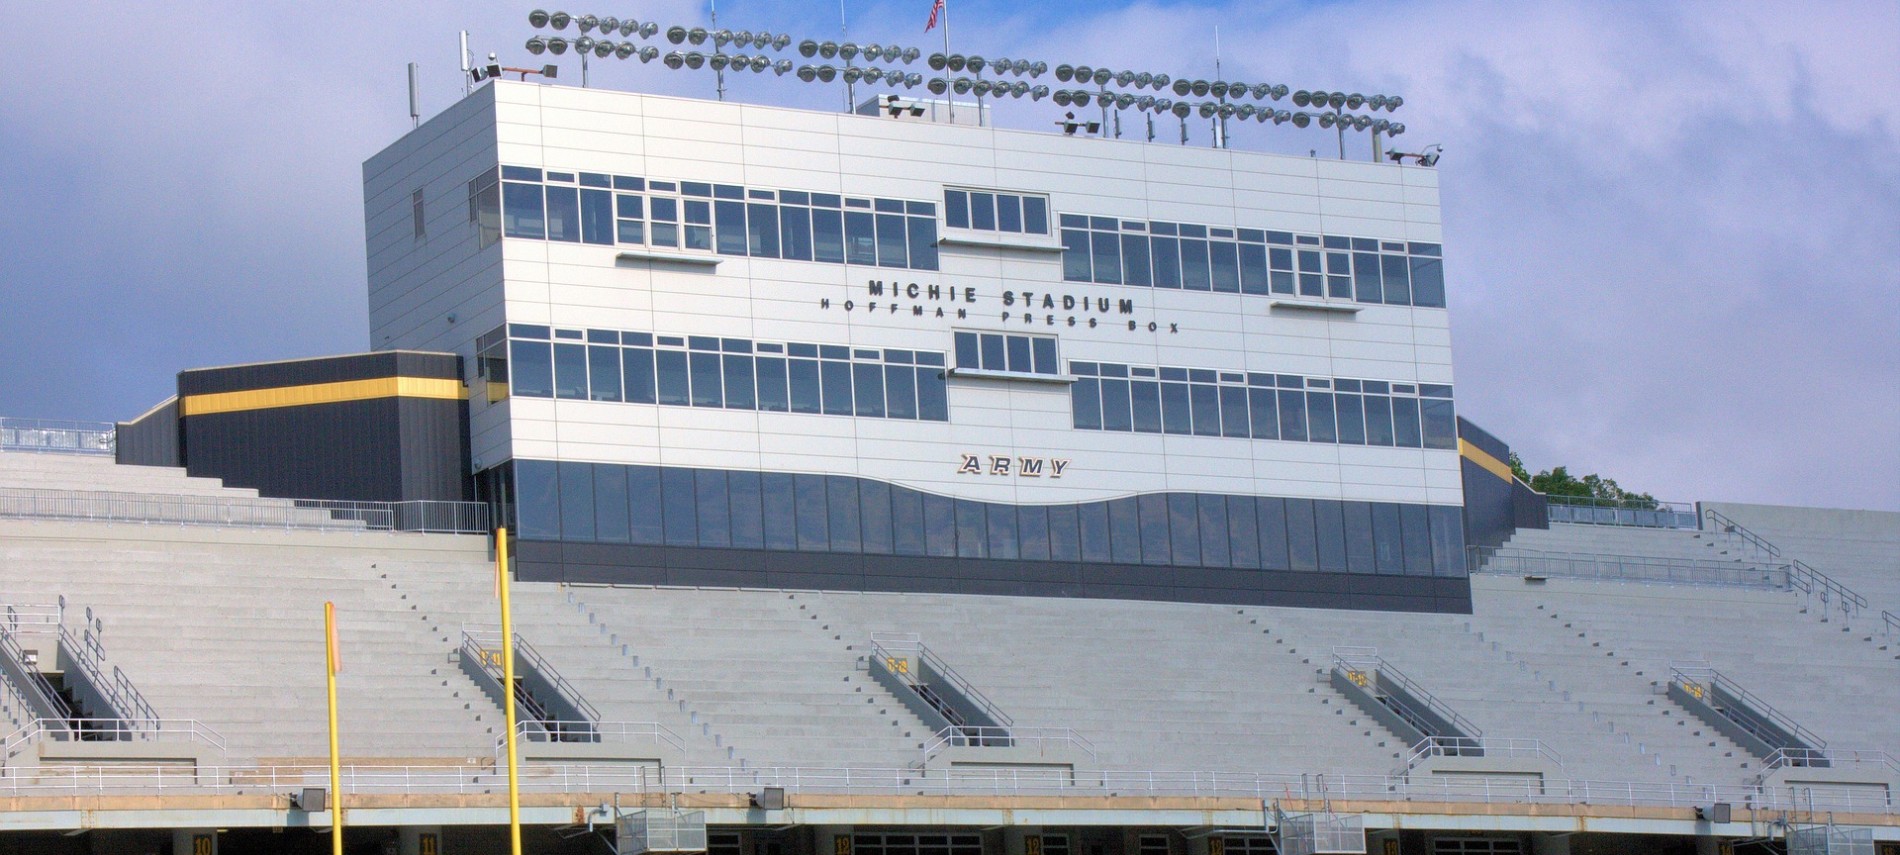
1459, 438, 1516, 482
181, 377, 465, 417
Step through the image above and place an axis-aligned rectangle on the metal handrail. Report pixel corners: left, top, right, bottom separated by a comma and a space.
1404, 736, 1564, 768
868, 633, 1014, 729
1703, 509, 1867, 621
1332, 647, 1482, 739
462, 630, 601, 725
1470, 546, 1790, 590
0, 762, 1896, 814
2, 717, 224, 754
1883, 610, 1899, 637
920, 725, 1097, 762
58, 623, 157, 724
1762, 747, 1900, 775
499, 719, 685, 752
1545, 498, 1698, 530
0, 616, 71, 723
0, 486, 489, 535
0, 418, 115, 455
1669, 663, 1826, 752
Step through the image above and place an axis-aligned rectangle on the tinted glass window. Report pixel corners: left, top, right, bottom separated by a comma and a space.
661, 468, 697, 546
728, 471, 764, 549
510, 341, 553, 397
696, 470, 731, 547
628, 466, 663, 544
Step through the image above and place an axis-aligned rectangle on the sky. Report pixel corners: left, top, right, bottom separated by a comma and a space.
2, 0, 1895, 511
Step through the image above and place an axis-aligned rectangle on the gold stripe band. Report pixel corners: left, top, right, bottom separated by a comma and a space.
181, 377, 465, 417
1459, 438, 1515, 482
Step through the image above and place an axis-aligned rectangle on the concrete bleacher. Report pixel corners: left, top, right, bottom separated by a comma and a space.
1706, 502, 1900, 622
0, 452, 261, 498
510, 586, 935, 770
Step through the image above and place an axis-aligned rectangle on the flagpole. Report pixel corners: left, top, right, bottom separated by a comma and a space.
941, 0, 953, 124
324, 601, 344, 855
498, 527, 524, 855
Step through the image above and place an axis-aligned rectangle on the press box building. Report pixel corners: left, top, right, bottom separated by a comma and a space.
362, 79, 1465, 611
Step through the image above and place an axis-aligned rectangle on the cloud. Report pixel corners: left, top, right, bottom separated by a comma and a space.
1, 0, 1893, 511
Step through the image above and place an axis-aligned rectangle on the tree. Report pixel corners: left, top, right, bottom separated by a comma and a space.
1506, 452, 1658, 509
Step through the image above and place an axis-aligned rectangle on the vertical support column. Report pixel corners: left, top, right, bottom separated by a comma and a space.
173, 829, 218, 855
1529, 833, 1571, 855
402, 826, 445, 855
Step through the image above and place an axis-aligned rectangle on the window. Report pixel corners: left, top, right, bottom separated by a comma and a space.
1071, 360, 1454, 450
944, 187, 1050, 235
411, 188, 426, 240
467, 167, 500, 247
491, 165, 936, 269
953, 331, 1059, 376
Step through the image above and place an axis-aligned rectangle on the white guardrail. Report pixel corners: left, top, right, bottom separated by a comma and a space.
0, 764, 1893, 814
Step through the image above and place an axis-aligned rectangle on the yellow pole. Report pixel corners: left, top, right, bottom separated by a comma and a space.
497, 527, 523, 855
324, 600, 344, 855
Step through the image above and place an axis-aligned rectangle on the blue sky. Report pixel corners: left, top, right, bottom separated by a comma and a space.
2, 0, 1896, 511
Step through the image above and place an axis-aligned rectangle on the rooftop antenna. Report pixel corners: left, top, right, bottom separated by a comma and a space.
1212, 27, 1226, 149
408, 62, 421, 128
460, 31, 471, 95
711, 0, 725, 100
925, 0, 952, 124
839, 0, 853, 112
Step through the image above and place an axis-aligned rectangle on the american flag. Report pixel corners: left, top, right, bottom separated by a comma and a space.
924, 0, 944, 31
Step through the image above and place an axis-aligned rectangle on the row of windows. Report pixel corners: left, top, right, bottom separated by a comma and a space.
944, 188, 1050, 235
516, 461, 1468, 577
1072, 362, 1457, 449
504, 325, 951, 421
492, 166, 943, 270
953, 331, 1059, 376
1060, 215, 1447, 308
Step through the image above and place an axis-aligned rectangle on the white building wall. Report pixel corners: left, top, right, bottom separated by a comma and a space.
371, 80, 1458, 507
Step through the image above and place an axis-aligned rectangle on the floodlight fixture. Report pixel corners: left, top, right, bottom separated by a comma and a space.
819, 40, 838, 58
1171, 101, 1191, 118
1209, 81, 1228, 98
1270, 110, 1288, 124
863, 42, 881, 59
994, 57, 1013, 75
1345, 92, 1365, 110
1053, 89, 1073, 106
1091, 67, 1111, 85
577, 14, 599, 32
1030, 61, 1048, 77
1171, 78, 1191, 96
967, 54, 986, 71
618, 19, 638, 37
947, 54, 966, 72
640, 21, 659, 38
1031, 84, 1049, 100
529, 9, 551, 27
928, 77, 948, 94
1291, 89, 1311, 107
712, 29, 732, 47
548, 36, 570, 54
709, 53, 730, 71
839, 42, 859, 60
1054, 64, 1074, 82
1388, 122, 1405, 135
1135, 71, 1153, 88
1153, 97, 1172, 113
1112, 93, 1132, 109
774, 34, 792, 50
1370, 117, 1389, 132
736, 29, 754, 45
665, 51, 685, 68
1011, 80, 1029, 97
1190, 79, 1209, 97
684, 51, 705, 69
1115, 70, 1135, 86
754, 55, 774, 72
1196, 102, 1215, 118
1236, 104, 1255, 119
574, 35, 595, 54
841, 66, 862, 83
1151, 72, 1171, 90
550, 11, 572, 29
953, 77, 972, 94
906, 72, 923, 87
1247, 83, 1269, 99
817, 64, 837, 82
929, 52, 948, 70
902, 47, 922, 63
1291, 111, 1310, 127
1012, 59, 1030, 75
594, 40, 614, 57
527, 36, 547, 54
1326, 92, 1345, 109
797, 64, 817, 81
667, 25, 687, 44
973, 79, 993, 96
687, 27, 707, 45
600, 17, 620, 34
800, 39, 819, 57
1386, 95, 1403, 111
1074, 65, 1092, 83
1136, 95, 1155, 110
1317, 112, 1336, 128
614, 41, 635, 59
640, 46, 659, 62
1353, 114, 1373, 131
1227, 80, 1247, 96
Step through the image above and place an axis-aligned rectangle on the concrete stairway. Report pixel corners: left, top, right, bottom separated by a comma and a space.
1491, 523, 1762, 568
0, 453, 260, 498
1704, 502, 1900, 626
